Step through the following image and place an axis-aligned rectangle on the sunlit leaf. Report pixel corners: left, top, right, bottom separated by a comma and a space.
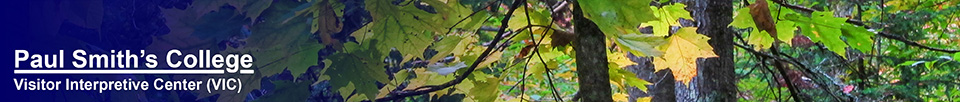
580, 0, 657, 37
841, 24, 875, 53
747, 30, 775, 50
786, 12, 849, 58
776, 21, 798, 45
653, 27, 717, 84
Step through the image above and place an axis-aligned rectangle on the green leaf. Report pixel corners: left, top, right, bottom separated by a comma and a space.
925, 61, 937, 69
430, 36, 476, 63
786, 12, 849, 58
776, 21, 797, 44
153, 1, 310, 101
954, 53, 960, 61
660, 4, 693, 22
324, 40, 391, 100
615, 34, 667, 56
352, 0, 455, 62
469, 76, 500, 102
730, 8, 756, 28
641, 20, 670, 36
508, 7, 552, 31
643, 4, 692, 36
747, 30, 775, 50
609, 68, 650, 91
168, 7, 251, 46
245, 0, 322, 78
580, 0, 657, 36
840, 24, 875, 53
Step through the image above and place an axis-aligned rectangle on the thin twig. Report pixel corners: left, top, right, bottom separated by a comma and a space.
445, 0, 503, 34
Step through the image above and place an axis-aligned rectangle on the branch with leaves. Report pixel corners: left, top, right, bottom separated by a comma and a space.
769, 0, 959, 53
375, 0, 526, 101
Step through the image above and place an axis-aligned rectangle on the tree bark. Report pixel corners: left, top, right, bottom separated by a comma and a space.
626, 54, 676, 102
673, 0, 737, 101
694, 0, 737, 101
572, 0, 613, 102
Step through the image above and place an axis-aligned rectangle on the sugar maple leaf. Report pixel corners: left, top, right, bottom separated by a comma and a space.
653, 27, 718, 84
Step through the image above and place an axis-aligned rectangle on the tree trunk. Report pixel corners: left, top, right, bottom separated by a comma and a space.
626, 54, 676, 102
694, 0, 737, 101
674, 0, 737, 101
572, 0, 613, 102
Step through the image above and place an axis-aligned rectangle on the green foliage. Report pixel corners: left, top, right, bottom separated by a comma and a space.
323, 41, 391, 100
954, 53, 960, 60
730, 8, 756, 28
246, 2, 322, 78
785, 12, 849, 57
609, 68, 650, 91
470, 76, 501, 102
579, 0, 657, 37
840, 24, 874, 53
738, 76, 790, 101
643, 3, 693, 36
775, 21, 798, 44
351, 0, 450, 62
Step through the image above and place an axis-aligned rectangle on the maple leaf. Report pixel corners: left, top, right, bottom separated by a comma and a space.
840, 24, 875, 53
785, 12, 849, 58
469, 75, 501, 102
430, 36, 477, 63
579, 0, 657, 37
653, 27, 718, 84
323, 40, 391, 100
747, 30, 776, 50
154, 1, 318, 101
642, 3, 693, 36
352, 0, 480, 64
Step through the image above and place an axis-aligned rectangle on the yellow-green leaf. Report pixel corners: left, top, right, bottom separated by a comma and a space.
580, 0, 657, 37
653, 27, 717, 84
747, 30, 775, 50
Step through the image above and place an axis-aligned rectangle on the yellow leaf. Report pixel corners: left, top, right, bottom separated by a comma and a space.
479, 51, 503, 69
637, 97, 653, 102
609, 52, 637, 68
653, 27, 717, 84
613, 93, 630, 102
375, 85, 392, 98
556, 72, 575, 80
